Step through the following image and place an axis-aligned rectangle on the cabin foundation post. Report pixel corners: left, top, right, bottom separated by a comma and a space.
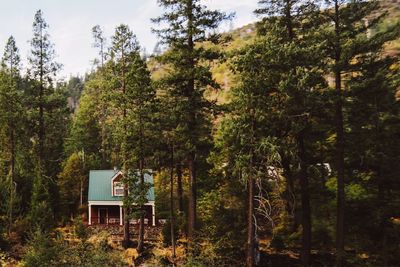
88, 204, 92, 225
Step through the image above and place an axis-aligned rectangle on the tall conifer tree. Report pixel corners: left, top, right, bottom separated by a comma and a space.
152, 0, 232, 243
110, 24, 156, 251
0, 36, 22, 234
255, 1, 325, 265
322, 0, 400, 264
27, 9, 61, 230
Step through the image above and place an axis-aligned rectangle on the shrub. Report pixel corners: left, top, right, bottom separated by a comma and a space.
161, 219, 178, 247
23, 230, 64, 267
22, 229, 127, 266
74, 218, 88, 240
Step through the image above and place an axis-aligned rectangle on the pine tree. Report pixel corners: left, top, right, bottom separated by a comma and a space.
65, 87, 103, 161
90, 26, 112, 168
255, 1, 325, 265
0, 36, 22, 235
92, 25, 107, 68
109, 24, 156, 251
347, 52, 400, 265
222, 40, 284, 265
58, 152, 87, 220
322, 0, 400, 264
28, 9, 61, 162
27, 9, 62, 230
91, 25, 109, 167
152, 0, 232, 243
109, 24, 138, 248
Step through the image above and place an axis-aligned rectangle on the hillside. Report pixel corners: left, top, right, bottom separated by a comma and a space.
376, 0, 400, 54
150, 0, 400, 104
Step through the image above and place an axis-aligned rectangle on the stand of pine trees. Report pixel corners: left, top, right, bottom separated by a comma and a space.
0, 1, 400, 266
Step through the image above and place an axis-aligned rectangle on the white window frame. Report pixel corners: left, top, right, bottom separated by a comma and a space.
111, 171, 124, 196
114, 182, 124, 196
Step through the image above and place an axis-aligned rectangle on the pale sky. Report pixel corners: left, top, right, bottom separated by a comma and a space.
0, 0, 259, 80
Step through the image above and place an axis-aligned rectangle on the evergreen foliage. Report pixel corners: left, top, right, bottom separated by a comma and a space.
152, 0, 233, 243
0, 2, 399, 266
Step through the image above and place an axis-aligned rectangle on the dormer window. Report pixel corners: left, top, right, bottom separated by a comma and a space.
111, 171, 124, 197
114, 182, 124, 196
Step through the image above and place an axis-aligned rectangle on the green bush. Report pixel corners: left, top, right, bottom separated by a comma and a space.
62, 242, 126, 267
22, 229, 127, 266
74, 218, 88, 240
161, 219, 178, 247
23, 230, 64, 267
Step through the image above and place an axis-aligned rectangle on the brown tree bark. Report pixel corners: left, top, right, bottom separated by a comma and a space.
187, 154, 196, 241
176, 163, 184, 215
298, 132, 311, 266
284, 0, 294, 40
334, 1, 345, 265
137, 159, 145, 252
121, 48, 131, 249
122, 205, 130, 248
186, 0, 197, 244
246, 167, 255, 267
246, 115, 255, 267
284, 2, 312, 262
281, 157, 299, 232
8, 126, 15, 235
170, 146, 176, 262
38, 40, 45, 163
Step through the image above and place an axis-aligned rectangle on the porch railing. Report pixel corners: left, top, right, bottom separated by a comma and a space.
89, 216, 120, 225
89, 217, 150, 225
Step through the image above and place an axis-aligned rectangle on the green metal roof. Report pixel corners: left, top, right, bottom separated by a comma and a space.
88, 170, 155, 202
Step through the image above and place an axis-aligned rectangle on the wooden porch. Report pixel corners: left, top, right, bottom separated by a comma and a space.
88, 204, 155, 226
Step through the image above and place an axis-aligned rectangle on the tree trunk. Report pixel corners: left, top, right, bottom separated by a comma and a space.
334, 1, 345, 264
10, 127, 15, 184
281, 157, 298, 232
187, 154, 196, 241
247, 114, 256, 267
101, 125, 107, 168
246, 170, 255, 267
284, 0, 294, 40
298, 132, 311, 266
39, 28, 45, 165
123, 201, 130, 248
170, 146, 176, 263
137, 159, 145, 253
335, 53, 345, 267
7, 54, 16, 235
176, 163, 184, 215
377, 171, 388, 267
186, 0, 197, 244
121, 47, 131, 249
9, 127, 15, 235
39, 85, 45, 163
123, 199, 130, 248
374, 99, 388, 266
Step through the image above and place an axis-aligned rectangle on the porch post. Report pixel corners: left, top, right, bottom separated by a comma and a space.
88, 204, 92, 225
119, 205, 123, 226
152, 203, 156, 226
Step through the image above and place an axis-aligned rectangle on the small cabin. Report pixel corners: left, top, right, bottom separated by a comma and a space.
87, 170, 155, 226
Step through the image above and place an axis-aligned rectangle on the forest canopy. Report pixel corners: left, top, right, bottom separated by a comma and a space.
0, 1, 400, 266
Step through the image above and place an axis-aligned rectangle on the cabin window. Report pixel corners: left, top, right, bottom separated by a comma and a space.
114, 182, 124, 196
